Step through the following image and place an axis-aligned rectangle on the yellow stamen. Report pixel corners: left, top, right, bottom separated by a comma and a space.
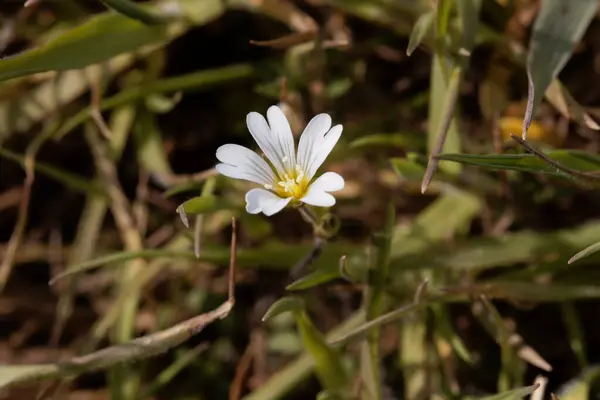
271, 163, 309, 200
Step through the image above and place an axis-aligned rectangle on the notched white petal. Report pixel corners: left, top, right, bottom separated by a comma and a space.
297, 113, 332, 174
311, 172, 345, 192
215, 144, 276, 185
300, 172, 344, 208
267, 105, 295, 166
301, 191, 336, 207
305, 125, 343, 178
245, 188, 292, 216
246, 112, 286, 175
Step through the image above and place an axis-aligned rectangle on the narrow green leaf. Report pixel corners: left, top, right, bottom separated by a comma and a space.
0, 147, 105, 196
316, 390, 348, 400
0, 12, 171, 82
242, 312, 365, 400
54, 64, 254, 138
468, 384, 539, 400
144, 93, 182, 114
400, 318, 427, 400
407, 10, 435, 56
432, 304, 472, 364
560, 303, 587, 369
485, 281, 600, 302
523, 0, 597, 138
51, 241, 357, 283
391, 190, 481, 255
137, 344, 207, 399
437, 151, 600, 177
134, 108, 173, 176
350, 133, 422, 150
423, 60, 463, 192
286, 269, 341, 291
555, 365, 600, 400
100, 0, 173, 25
294, 310, 350, 392
390, 219, 600, 272
176, 195, 224, 227
361, 203, 395, 400
390, 158, 426, 181
262, 297, 305, 321
569, 241, 600, 264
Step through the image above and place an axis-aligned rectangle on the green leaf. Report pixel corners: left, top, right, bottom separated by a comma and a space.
100, 0, 173, 24
401, 318, 427, 400
133, 108, 173, 176
391, 190, 482, 256
262, 297, 305, 321
523, 0, 598, 138
569, 241, 600, 264
316, 390, 351, 400
0, 365, 56, 389
0, 11, 171, 82
242, 312, 365, 400
555, 365, 600, 400
54, 63, 254, 138
350, 133, 423, 150
294, 310, 350, 392
485, 281, 600, 302
390, 157, 426, 181
561, 303, 587, 369
436, 151, 600, 177
0, 147, 105, 196
423, 58, 463, 192
51, 241, 357, 283
390, 219, 600, 273
164, 182, 205, 197
361, 203, 395, 400
286, 269, 341, 291
144, 93, 182, 114
176, 195, 224, 227
432, 304, 473, 364
407, 10, 435, 56
467, 384, 539, 400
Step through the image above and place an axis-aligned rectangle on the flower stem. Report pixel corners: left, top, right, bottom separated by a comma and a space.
298, 205, 323, 236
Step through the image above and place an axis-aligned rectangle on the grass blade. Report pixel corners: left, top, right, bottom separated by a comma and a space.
523, 0, 597, 138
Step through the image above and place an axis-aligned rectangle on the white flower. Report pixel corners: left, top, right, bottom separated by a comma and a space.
216, 105, 344, 216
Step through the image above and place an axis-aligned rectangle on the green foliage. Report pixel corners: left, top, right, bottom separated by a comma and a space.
2, 0, 600, 399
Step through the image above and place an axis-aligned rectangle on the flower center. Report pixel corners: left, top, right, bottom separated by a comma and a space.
266, 164, 308, 199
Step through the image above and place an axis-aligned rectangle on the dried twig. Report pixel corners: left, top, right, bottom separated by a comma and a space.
0, 218, 237, 390
150, 168, 218, 189
85, 121, 146, 394
0, 129, 50, 291
229, 335, 254, 400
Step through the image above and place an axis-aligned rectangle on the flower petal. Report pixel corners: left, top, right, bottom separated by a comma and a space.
245, 188, 293, 216
297, 113, 332, 176
247, 110, 287, 177
267, 105, 296, 167
216, 144, 276, 185
305, 124, 343, 179
300, 172, 344, 207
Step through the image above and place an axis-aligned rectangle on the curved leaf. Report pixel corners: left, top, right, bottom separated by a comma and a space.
436, 151, 600, 177
407, 10, 435, 56
262, 297, 304, 321
286, 269, 341, 291
100, 0, 173, 24
0, 12, 171, 82
523, 0, 598, 138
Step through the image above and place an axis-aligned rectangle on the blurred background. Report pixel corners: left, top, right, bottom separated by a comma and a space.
2, 0, 600, 399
